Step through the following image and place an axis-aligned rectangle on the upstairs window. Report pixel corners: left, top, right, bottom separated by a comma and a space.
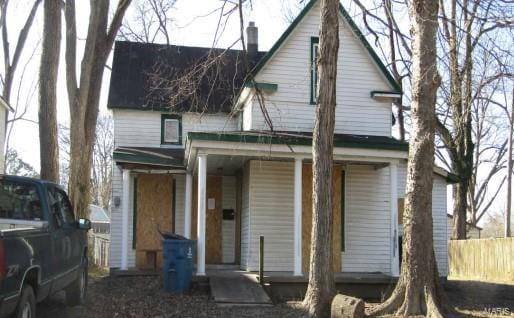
161, 114, 182, 145
310, 37, 319, 104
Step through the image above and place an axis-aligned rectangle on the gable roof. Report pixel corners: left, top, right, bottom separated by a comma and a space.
107, 41, 265, 113
249, 0, 401, 93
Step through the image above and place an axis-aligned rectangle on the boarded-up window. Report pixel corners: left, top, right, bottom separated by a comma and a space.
161, 115, 181, 144
398, 198, 405, 225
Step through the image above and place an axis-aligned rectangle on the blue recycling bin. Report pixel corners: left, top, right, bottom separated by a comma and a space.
162, 234, 195, 294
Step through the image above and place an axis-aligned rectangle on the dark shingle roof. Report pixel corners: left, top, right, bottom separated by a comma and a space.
107, 41, 266, 113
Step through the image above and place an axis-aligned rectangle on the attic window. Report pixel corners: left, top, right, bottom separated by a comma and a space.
161, 114, 182, 145
310, 37, 319, 104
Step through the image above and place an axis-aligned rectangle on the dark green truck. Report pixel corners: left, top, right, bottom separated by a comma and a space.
0, 175, 91, 318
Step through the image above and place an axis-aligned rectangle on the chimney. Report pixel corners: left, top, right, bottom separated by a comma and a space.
246, 21, 258, 56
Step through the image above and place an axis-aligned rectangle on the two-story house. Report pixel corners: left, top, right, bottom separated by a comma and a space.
107, 0, 453, 278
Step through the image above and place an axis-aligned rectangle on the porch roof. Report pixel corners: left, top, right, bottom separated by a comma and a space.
113, 147, 185, 169
187, 131, 409, 151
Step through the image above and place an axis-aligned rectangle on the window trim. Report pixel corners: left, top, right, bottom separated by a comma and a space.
310, 37, 319, 105
160, 114, 182, 145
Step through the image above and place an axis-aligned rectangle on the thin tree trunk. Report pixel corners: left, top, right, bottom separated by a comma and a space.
369, 0, 444, 316
38, 0, 60, 182
302, 0, 339, 316
506, 88, 514, 237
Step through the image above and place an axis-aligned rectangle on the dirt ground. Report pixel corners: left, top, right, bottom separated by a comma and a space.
37, 270, 514, 318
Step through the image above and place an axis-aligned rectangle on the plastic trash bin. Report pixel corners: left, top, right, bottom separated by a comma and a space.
161, 233, 195, 294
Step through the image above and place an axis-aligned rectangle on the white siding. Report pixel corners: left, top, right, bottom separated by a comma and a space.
244, 160, 294, 271
246, 1, 393, 136
109, 167, 136, 268
182, 113, 238, 137
113, 110, 238, 148
240, 163, 251, 269
174, 174, 185, 236
433, 178, 449, 276
397, 162, 449, 276
342, 165, 392, 273
113, 110, 162, 148
222, 176, 237, 263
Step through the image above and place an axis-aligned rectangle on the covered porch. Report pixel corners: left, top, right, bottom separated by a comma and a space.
113, 131, 408, 277
184, 131, 408, 277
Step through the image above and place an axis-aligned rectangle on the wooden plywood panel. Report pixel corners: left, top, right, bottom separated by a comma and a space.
189, 175, 223, 264
302, 164, 342, 273
206, 175, 223, 263
136, 174, 173, 269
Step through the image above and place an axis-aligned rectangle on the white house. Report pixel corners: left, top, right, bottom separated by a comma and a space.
0, 96, 13, 174
107, 0, 454, 277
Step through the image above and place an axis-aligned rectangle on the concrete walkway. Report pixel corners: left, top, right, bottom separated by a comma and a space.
209, 271, 272, 307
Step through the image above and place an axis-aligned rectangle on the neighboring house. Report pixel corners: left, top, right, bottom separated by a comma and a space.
447, 214, 482, 239
107, 0, 454, 277
0, 96, 13, 174
89, 204, 110, 268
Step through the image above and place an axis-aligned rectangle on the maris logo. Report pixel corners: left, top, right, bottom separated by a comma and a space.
484, 307, 512, 316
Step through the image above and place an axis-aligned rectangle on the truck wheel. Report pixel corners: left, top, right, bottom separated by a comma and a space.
66, 255, 88, 306
15, 285, 36, 318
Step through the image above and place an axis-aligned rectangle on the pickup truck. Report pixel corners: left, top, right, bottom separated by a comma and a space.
0, 175, 91, 318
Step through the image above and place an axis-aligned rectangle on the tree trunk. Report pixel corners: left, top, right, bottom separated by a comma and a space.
38, 0, 60, 182
452, 179, 468, 239
65, 0, 130, 218
302, 0, 339, 317
369, 0, 445, 316
506, 88, 514, 237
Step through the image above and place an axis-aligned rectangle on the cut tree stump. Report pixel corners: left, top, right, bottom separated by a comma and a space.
331, 294, 365, 318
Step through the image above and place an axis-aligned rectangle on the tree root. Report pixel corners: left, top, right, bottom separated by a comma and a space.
368, 280, 446, 318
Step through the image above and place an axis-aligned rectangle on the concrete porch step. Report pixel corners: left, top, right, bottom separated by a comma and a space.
209, 274, 273, 307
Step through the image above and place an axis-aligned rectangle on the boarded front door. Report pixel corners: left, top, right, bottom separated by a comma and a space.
302, 164, 342, 273
191, 175, 223, 264
135, 174, 173, 270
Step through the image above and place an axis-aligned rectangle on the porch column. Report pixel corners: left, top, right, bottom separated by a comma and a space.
293, 158, 303, 276
184, 172, 193, 238
121, 169, 130, 270
197, 154, 207, 276
390, 162, 399, 276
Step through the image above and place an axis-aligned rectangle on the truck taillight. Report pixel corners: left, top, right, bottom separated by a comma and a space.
0, 240, 5, 279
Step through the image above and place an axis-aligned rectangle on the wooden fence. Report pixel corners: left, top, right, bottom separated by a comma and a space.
448, 237, 514, 283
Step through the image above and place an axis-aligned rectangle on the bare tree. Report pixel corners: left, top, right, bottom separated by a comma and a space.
5, 148, 38, 177
38, 0, 60, 182
0, 0, 41, 169
370, 0, 445, 316
91, 115, 113, 211
0, 0, 41, 102
64, 0, 131, 218
119, 0, 176, 44
302, 0, 339, 316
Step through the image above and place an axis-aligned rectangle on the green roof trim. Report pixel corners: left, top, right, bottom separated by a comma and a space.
187, 131, 409, 151
113, 152, 183, 167
244, 82, 278, 92
247, 0, 402, 93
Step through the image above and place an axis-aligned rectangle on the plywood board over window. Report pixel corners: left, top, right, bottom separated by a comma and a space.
302, 163, 342, 273
135, 174, 173, 270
